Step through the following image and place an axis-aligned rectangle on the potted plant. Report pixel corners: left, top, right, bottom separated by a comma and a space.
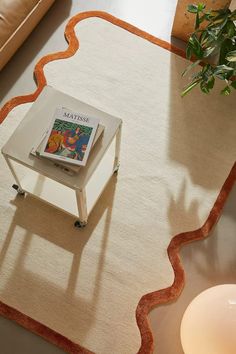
172, 0, 232, 42
181, 3, 236, 96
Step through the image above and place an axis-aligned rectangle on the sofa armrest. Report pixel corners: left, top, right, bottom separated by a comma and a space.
0, 0, 55, 71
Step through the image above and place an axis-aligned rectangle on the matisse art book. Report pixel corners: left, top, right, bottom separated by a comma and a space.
31, 123, 104, 175
38, 107, 99, 167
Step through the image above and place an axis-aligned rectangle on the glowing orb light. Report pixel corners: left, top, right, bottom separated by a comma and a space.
180, 284, 236, 354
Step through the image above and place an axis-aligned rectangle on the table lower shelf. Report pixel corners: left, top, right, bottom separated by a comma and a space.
20, 170, 79, 217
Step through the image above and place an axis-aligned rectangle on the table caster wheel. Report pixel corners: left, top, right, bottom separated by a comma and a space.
12, 184, 25, 196
114, 164, 120, 174
74, 220, 87, 228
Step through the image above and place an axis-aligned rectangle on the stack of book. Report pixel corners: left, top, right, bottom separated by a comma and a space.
31, 106, 104, 175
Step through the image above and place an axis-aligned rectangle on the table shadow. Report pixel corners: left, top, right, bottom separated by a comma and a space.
0, 175, 117, 350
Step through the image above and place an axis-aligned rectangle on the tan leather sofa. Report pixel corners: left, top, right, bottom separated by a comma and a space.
0, 0, 55, 71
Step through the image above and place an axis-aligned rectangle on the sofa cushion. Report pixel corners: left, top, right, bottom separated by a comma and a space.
0, 0, 40, 48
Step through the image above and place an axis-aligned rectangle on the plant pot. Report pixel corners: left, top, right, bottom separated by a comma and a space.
172, 0, 232, 42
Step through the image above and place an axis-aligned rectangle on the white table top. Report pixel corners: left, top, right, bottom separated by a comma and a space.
2, 86, 122, 189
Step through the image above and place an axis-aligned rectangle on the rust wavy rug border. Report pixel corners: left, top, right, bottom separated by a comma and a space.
0, 11, 235, 354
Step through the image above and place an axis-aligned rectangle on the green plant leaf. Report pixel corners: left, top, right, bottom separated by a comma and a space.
199, 30, 208, 44
207, 16, 228, 36
195, 12, 200, 29
201, 31, 217, 48
188, 33, 204, 58
226, 50, 236, 62
213, 65, 233, 80
214, 64, 234, 75
203, 46, 216, 58
230, 10, 236, 21
187, 4, 199, 13
191, 72, 203, 81
219, 38, 235, 65
206, 10, 222, 20
181, 79, 201, 97
204, 11, 214, 21
182, 59, 201, 77
225, 21, 235, 38
216, 73, 227, 80
221, 86, 231, 95
208, 19, 225, 30
200, 81, 210, 93
206, 28, 218, 41
186, 43, 193, 59
208, 76, 215, 89
202, 63, 212, 75
198, 3, 206, 12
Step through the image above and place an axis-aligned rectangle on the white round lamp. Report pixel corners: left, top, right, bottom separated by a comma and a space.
180, 284, 236, 354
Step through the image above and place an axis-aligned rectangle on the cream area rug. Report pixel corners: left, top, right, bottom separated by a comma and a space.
0, 12, 236, 354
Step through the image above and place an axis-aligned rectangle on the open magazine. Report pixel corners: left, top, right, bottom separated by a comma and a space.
38, 107, 99, 167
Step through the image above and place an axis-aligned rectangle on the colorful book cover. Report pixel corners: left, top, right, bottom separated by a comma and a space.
39, 107, 99, 166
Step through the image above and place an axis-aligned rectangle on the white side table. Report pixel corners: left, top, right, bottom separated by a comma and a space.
1, 86, 122, 227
